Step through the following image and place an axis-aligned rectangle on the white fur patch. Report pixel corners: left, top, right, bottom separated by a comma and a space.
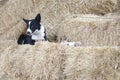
28, 21, 31, 27
32, 24, 45, 41
26, 21, 32, 34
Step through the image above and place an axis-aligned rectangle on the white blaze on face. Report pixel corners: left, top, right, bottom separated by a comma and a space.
26, 21, 32, 34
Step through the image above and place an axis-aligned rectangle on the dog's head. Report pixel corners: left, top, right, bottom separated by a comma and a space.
23, 14, 41, 35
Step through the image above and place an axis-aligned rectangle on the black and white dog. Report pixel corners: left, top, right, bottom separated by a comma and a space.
17, 13, 46, 45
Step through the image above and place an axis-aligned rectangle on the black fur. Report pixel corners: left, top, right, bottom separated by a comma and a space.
23, 14, 41, 33
17, 34, 35, 45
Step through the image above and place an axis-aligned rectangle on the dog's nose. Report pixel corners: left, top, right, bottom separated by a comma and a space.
26, 32, 31, 35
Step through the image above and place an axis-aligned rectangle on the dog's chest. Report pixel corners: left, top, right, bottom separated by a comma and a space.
31, 25, 45, 40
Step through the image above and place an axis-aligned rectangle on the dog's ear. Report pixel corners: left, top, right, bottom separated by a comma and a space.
23, 18, 29, 24
35, 13, 41, 23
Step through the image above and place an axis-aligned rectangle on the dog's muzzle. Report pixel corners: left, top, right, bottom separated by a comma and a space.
26, 32, 31, 36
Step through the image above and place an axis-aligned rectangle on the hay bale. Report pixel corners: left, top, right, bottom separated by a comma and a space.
0, 40, 17, 49
57, 14, 120, 46
0, 41, 120, 80
0, 0, 119, 41
64, 47, 120, 80
57, 0, 119, 15
0, 0, 8, 7
0, 41, 66, 80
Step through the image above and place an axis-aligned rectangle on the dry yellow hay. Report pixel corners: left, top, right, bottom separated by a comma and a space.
57, 14, 120, 46
0, 41, 66, 80
57, 0, 119, 15
0, 0, 119, 41
0, 0, 8, 7
0, 41, 120, 80
64, 46, 120, 80
0, 0, 120, 79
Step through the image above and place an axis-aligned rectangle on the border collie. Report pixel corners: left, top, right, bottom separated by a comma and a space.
17, 13, 46, 45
